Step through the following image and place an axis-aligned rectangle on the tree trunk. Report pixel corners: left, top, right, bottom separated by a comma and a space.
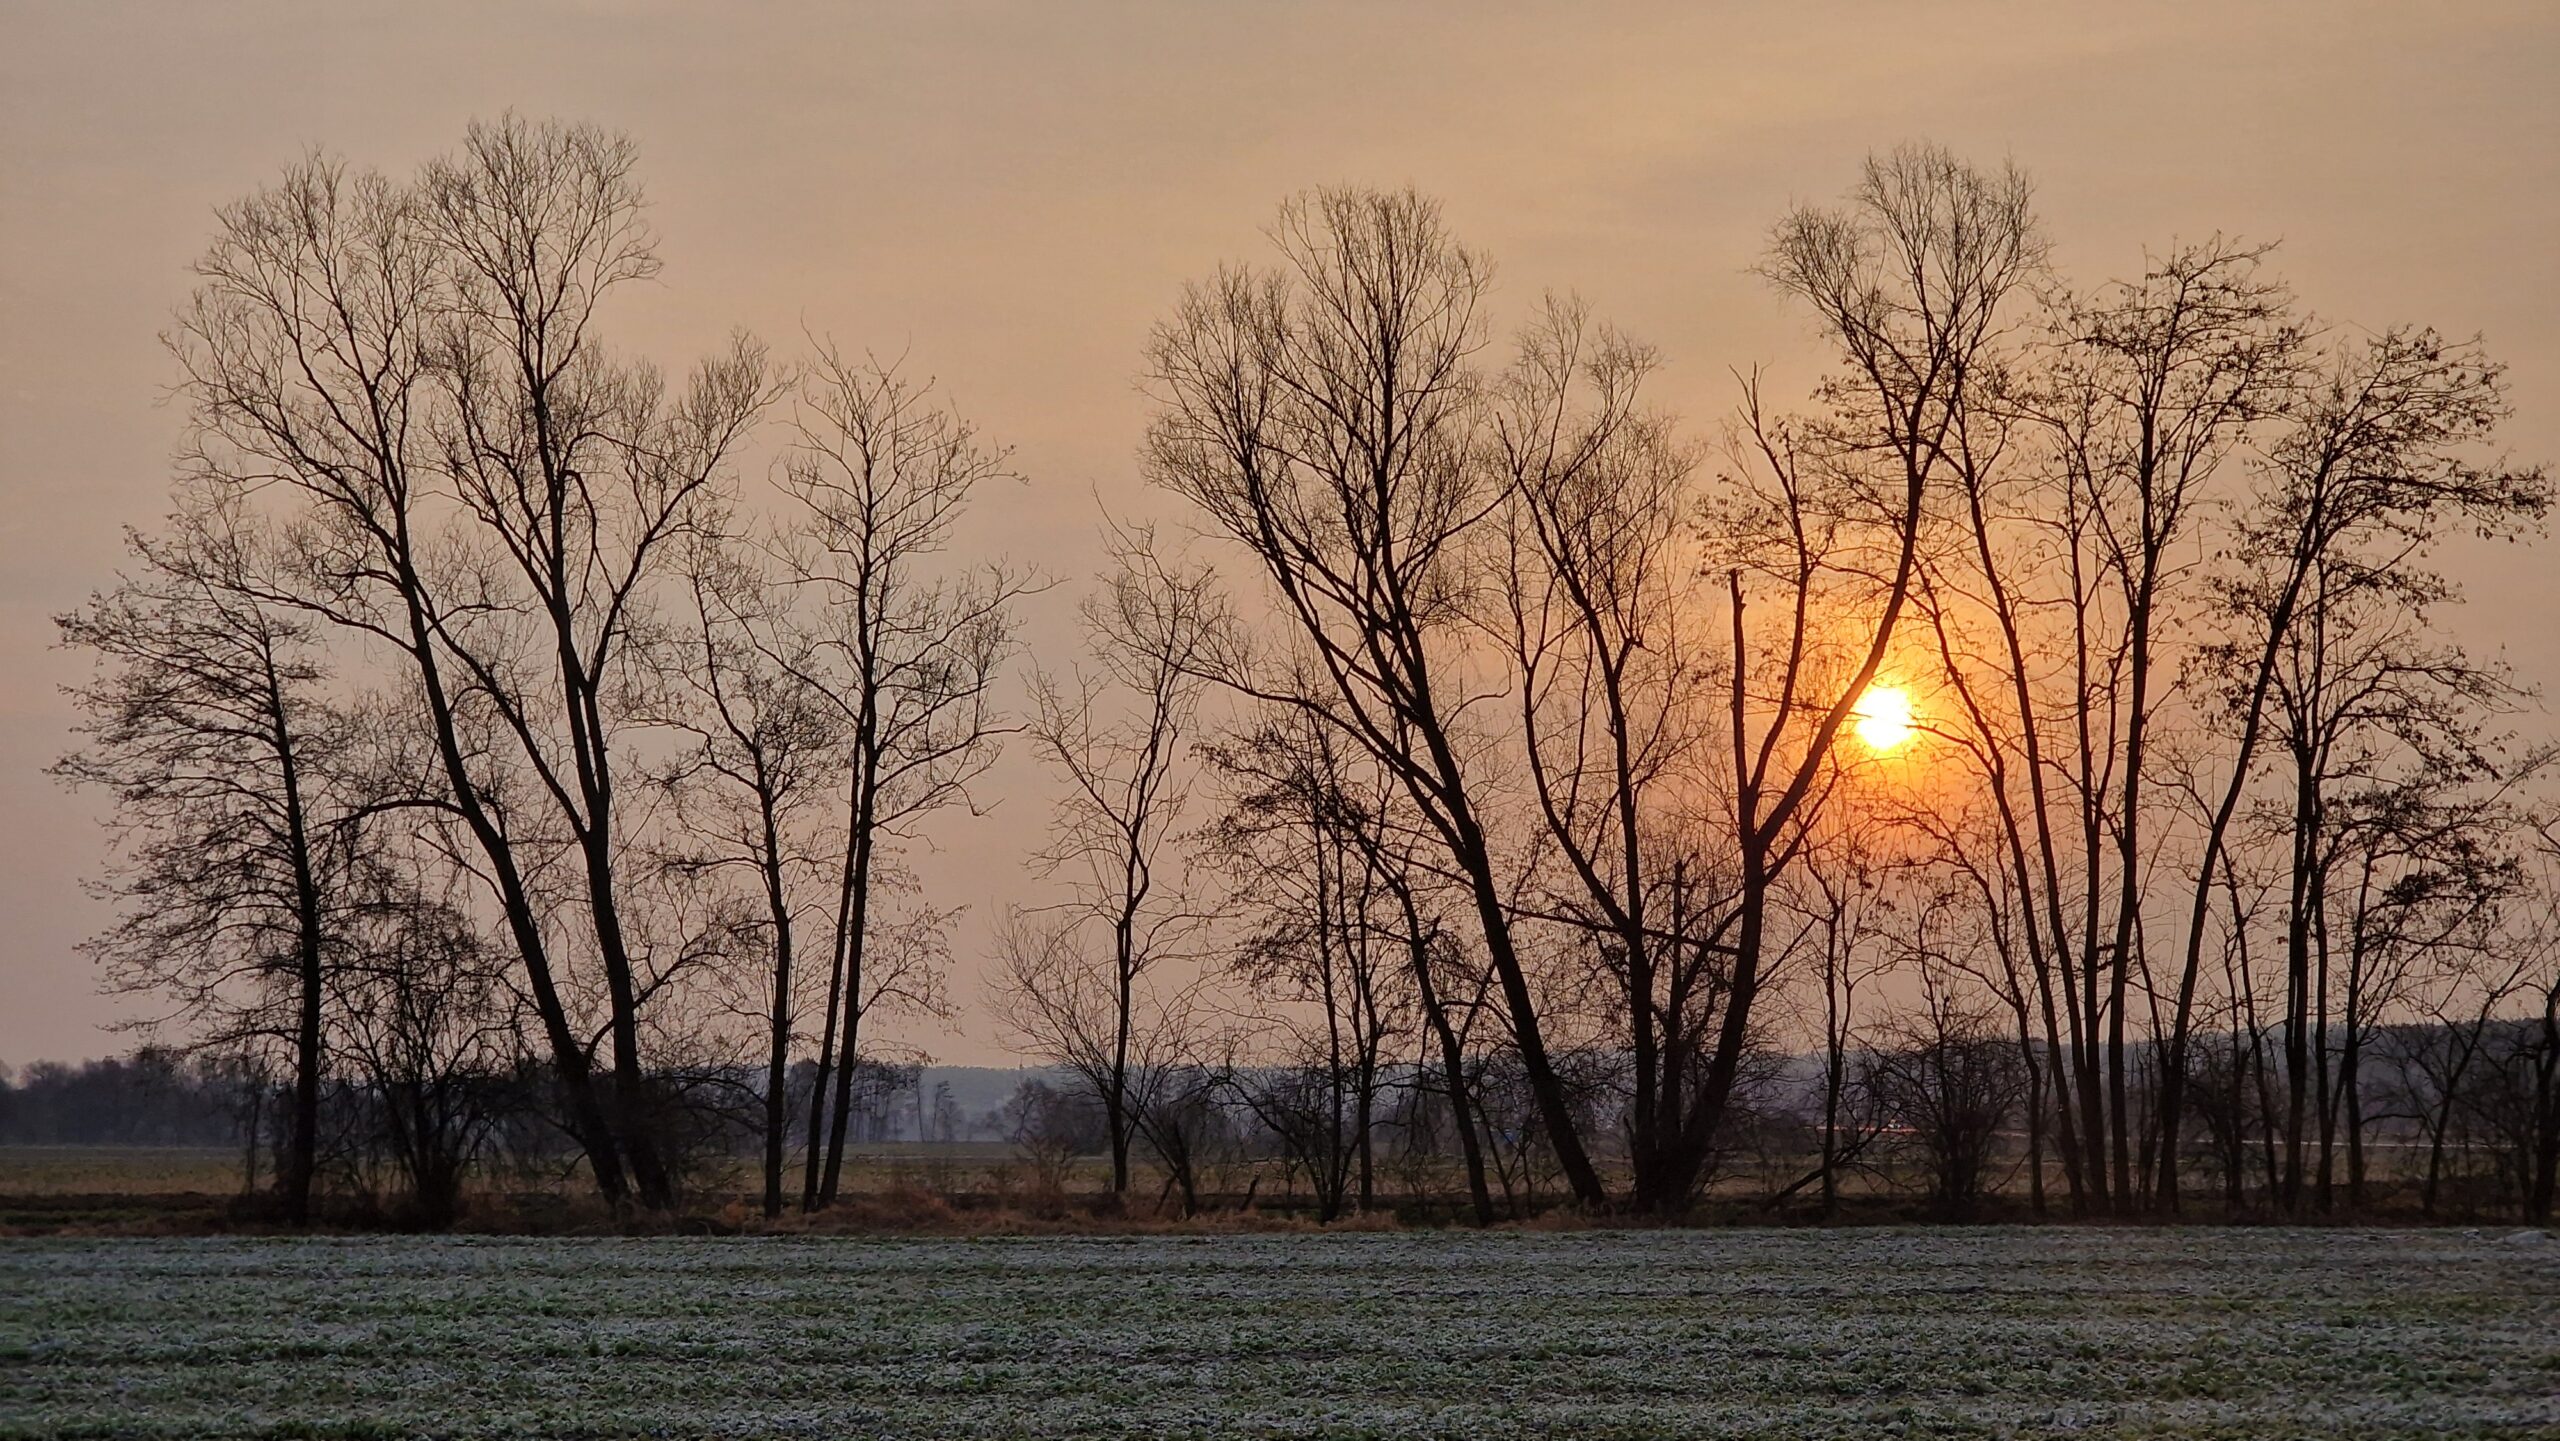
271, 681, 325, 1228
1407, 917, 1494, 1226
757, 788, 796, 1220
817, 778, 882, 1208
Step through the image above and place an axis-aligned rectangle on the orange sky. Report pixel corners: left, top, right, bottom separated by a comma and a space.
3, 0, 2554, 1066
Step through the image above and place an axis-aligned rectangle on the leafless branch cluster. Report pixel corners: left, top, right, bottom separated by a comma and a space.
57, 124, 2560, 1226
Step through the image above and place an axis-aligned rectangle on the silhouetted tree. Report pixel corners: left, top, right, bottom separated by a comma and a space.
1705, 144, 2044, 1211
170, 119, 774, 1209
2170, 327, 2549, 1211
56, 494, 354, 1224
651, 534, 843, 1217
996, 533, 1217, 1195
1144, 187, 1614, 1205
778, 345, 1027, 1210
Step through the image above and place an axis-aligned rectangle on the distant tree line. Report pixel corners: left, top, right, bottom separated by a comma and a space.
53, 118, 2560, 1226
0, 1053, 248, 1148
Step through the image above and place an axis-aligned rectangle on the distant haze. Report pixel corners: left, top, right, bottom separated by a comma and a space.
3, 0, 2554, 1065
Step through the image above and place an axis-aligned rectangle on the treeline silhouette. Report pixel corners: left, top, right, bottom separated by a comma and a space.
50, 117, 2559, 1229
0, 1053, 246, 1148
8, 1018, 2549, 1226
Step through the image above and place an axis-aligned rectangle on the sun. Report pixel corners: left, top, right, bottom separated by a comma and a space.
1852, 685, 1916, 752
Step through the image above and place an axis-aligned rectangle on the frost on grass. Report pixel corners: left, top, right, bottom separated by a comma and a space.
2, 1228, 2554, 1439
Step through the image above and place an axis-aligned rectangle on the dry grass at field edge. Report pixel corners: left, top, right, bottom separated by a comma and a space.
10, 1183, 2545, 1241
10, 1143, 2548, 1239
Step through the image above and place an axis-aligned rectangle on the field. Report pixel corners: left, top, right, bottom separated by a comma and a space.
0, 1144, 1103, 1234
3, 1229, 2555, 1439
0, 1147, 248, 1197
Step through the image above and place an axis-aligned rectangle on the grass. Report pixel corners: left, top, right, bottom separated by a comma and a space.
3, 1227, 2554, 1438
0, 1147, 246, 1196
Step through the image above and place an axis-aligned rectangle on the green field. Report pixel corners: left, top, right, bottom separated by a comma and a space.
3, 1228, 2554, 1439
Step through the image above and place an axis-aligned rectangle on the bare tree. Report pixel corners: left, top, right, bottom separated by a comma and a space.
2162, 327, 2550, 1209
1493, 297, 1728, 1212
1130, 1050, 1233, 1219
1210, 710, 1501, 1223
55, 494, 353, 1224
999, 1078, 1104, 1214
90, 123, 2560, 1232
2319, 773, 2525, 1208
2524, 818, 2560, 1222
1864, 977, 2030, 1219
2034, 242, 2305, 1211
1701, 144, 2044, 1209
329, 884, 517, 1227
415, 118, 773, 1210
1206, 705, 1415, 1218
1781, 824, 1902, 1216
992, 914, 1208, 1206
169, 120, 774, 1209
650, 535, 843, 1216
1144, 186, 1614, 1205
1906, 238, 2302, 1214
997, 535, 1217, 1195
777, 344, 1028, 1210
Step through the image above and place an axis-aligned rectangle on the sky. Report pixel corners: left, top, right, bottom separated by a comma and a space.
2, 0, 2555, 1067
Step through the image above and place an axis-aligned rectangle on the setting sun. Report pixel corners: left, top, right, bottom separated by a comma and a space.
1853, 686, 1916, 752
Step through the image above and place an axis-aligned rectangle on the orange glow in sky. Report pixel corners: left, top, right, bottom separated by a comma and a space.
1853, 686, 1916, 752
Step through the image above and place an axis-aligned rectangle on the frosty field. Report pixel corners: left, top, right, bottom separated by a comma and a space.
3, 1228, 2553, 1439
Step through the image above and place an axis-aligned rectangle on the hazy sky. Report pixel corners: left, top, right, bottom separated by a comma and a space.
3, 0, 2555, 1067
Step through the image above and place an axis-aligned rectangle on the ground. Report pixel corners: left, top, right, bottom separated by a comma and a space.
3, 1228, 2553, 1439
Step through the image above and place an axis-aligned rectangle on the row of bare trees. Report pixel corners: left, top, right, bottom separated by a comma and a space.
58, 119, 2560, 1223
999, 149, 2555, 1222
59, 118, 1025, 1221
